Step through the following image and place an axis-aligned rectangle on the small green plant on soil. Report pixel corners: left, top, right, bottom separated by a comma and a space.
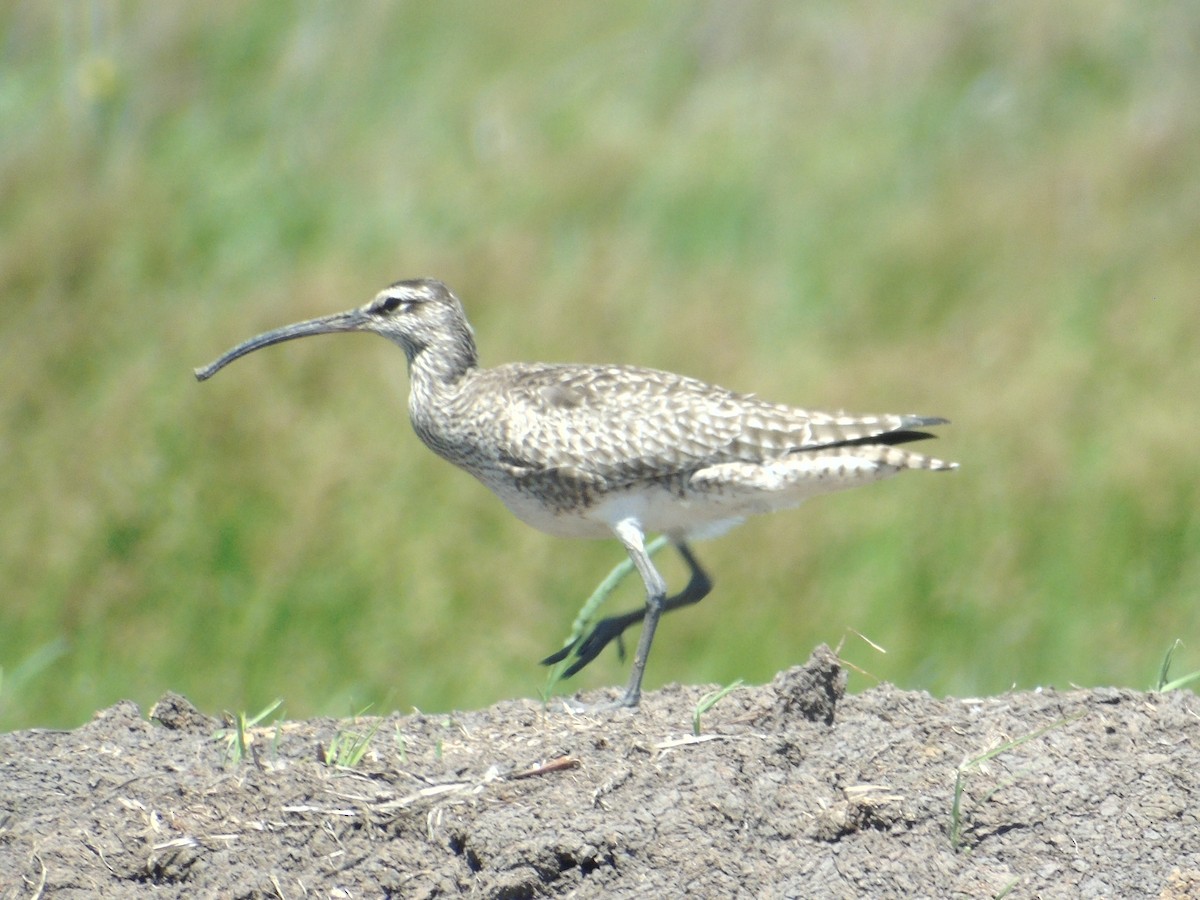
321, 710, 383, 768
1154, 640, 1200, 692
215, 699, 284, 765
693, 680, 743, 735
949, 714, 1082, 853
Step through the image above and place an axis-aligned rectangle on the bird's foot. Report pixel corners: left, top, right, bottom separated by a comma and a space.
540, 618, 633, 677
552, 688, 640, 714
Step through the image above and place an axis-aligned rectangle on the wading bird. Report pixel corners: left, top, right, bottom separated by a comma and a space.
196, 279, 956, 708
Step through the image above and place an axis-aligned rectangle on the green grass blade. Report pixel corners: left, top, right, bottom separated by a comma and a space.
693, 679, 743, 736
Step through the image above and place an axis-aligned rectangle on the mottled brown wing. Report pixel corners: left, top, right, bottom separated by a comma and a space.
489, 363, 937, 488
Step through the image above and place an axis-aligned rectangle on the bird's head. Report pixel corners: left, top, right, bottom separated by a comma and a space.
194, 278, 477, 381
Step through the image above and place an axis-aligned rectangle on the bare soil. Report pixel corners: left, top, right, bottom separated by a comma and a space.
1, 647, 1198, 898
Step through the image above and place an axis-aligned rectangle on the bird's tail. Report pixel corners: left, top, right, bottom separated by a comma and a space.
833, 444, 958, 472
802, 414, 958, 471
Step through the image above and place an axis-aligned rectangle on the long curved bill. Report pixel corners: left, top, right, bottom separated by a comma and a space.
194, 308, 370, 381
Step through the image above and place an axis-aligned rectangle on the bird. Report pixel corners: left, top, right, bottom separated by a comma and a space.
195, 278, 957, 709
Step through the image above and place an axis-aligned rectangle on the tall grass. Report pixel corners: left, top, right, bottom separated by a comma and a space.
2, 3, 1197, 729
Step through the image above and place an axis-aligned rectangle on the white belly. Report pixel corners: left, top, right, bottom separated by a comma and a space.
481, 453, 902, 541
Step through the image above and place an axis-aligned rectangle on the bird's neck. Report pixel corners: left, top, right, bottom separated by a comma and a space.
404, 328, 483, 463
405, 326, 479, 393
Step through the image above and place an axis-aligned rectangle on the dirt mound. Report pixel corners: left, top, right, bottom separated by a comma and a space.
1, 647, 1197, 898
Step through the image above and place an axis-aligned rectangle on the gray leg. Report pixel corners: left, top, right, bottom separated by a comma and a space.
611, 520, 666, 707
541, 540, 712, 678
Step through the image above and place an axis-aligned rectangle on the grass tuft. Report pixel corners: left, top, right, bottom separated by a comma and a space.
1154, 640, 1200, 693
693, 680, 743, 736
949, 714, 1083, 853
321, 710, 383, 768
215, 699, 284, 766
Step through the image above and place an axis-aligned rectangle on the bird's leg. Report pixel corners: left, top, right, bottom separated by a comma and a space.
608, 520, 667, 707
542, 540, 712, 683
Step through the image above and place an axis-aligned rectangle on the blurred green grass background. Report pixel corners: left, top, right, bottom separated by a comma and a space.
3, 3, 1198, 730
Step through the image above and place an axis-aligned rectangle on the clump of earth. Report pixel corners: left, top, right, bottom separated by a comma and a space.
1, 646, 1197, 897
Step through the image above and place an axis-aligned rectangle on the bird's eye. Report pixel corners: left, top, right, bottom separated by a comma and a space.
376, 294, 407, 314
